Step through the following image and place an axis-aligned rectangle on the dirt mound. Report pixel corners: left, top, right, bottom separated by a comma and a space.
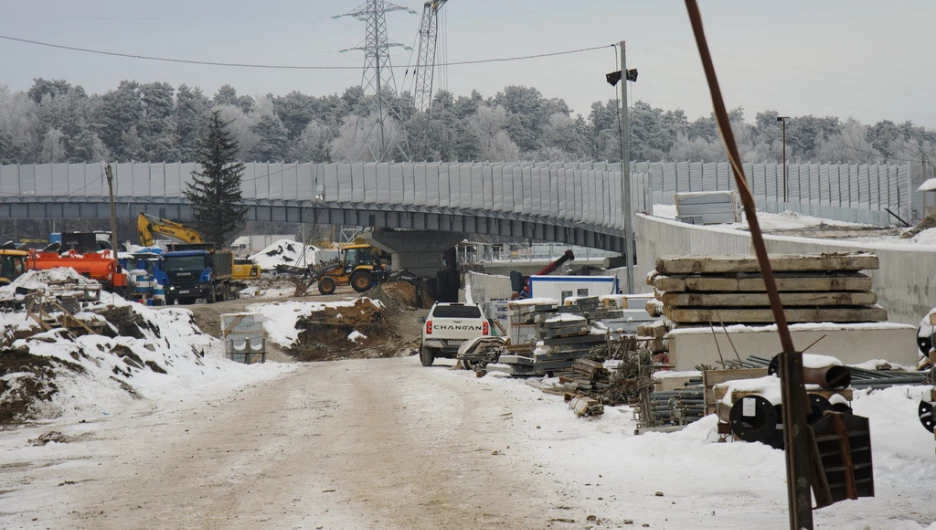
365, 278, 434, 310
290, 298, 391, 361
901, 214, 936, 239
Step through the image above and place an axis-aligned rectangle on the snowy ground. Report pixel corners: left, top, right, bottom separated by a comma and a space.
652, 205, 867, 231
1, 353, 935, 529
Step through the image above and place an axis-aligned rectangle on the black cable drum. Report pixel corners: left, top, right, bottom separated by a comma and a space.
729, 395, 778, 444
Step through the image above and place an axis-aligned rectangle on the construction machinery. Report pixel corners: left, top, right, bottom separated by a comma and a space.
510, 249, 576, 299
137, 213, 202, 248
287, 243, 388, 296
137, 213, 261, 280
155, 245, 235, 305
28, 249, 128, 293
0, 244, 30, 285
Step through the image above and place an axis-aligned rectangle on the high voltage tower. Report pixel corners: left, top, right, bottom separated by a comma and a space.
335, 0, 415, 162
413, 0, 449, 112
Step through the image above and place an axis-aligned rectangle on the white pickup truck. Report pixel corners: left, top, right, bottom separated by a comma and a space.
417, 302, 489, 366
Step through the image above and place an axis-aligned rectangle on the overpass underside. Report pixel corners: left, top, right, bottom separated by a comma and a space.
0, 199, 626, 252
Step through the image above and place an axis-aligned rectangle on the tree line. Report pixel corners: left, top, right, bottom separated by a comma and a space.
0, 78, 934, 167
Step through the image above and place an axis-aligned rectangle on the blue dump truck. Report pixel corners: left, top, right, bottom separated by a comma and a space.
155, 244, 235, 305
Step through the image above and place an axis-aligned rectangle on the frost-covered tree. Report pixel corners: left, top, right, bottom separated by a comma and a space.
329, 114, 405, 162
120, 126, 144, 161
246, 114, 290, 161
40, 129, 66, 163
186, 111, 247, 247
175, 85, 211, 161
295, 120, 333, 162
213, 104, 258, 160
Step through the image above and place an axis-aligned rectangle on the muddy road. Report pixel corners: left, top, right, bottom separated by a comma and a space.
39, 358, 567, 530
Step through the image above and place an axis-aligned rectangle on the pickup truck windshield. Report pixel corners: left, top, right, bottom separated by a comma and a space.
431, 305, 482, 319
164, 256, 206, 272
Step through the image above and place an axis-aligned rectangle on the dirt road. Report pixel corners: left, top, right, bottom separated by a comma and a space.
37, 358, 569, 530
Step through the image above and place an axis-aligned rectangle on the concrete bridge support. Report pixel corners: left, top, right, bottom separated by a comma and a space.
362, 230, 467, 278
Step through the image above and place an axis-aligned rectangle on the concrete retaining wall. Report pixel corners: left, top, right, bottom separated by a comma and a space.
635, 214, 936, 326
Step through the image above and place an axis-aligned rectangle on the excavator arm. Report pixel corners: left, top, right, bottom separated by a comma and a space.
137, 213, 203, 247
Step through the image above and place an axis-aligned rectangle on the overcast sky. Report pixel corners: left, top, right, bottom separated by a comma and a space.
1, 0, 934, 127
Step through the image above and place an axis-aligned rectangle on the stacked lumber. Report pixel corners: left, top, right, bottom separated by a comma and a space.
647, 253, 885, 325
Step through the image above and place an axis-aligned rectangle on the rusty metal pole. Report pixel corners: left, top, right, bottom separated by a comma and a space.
684, 2, 814, 528
104, 163, 119, 254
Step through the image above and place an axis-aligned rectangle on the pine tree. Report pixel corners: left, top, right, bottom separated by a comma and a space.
185, 111, 248, 247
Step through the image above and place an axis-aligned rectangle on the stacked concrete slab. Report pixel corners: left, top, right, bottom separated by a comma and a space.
637, 252, 921, 370
647, 253, 885, 325
494, 298, 610, 376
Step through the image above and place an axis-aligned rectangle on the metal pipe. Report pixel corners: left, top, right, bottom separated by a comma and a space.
802, 365, 851, 390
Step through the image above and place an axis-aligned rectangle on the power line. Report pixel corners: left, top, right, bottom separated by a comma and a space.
0, 34, 611, 70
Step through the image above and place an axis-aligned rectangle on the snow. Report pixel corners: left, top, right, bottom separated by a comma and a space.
446, 366, 936, 528
544, 313, 586, 324
347, 330, 367, 342
912, 228, 936, 245
667, 321, 915, 336
918, 178, 936, 192
801, 353, 844, 368
0, 294, 294, 422
249, 239, 317, 270
247, 298, 381, 348
0, 267, 95, 296
652, 369, 701, 380
507, 297, 559, 306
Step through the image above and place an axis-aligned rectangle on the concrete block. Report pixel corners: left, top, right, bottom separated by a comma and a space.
665, 323, 918, 370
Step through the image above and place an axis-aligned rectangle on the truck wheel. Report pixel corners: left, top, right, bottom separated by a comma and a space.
419, 346, 435, 367
350, 270, 372, 293
210, 288, 217, 304
318, 277, 337, 295
221, 284, 230, 302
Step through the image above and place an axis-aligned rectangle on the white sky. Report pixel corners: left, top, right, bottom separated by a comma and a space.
1, 0, 934, 126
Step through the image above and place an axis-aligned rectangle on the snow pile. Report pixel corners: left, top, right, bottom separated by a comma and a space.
249, 239, 317, 270
347, 330, 367, 343
0, 294, 292, 423
0, 267, 96, 296
248, 298, 383, 348
911, 227, 936, 245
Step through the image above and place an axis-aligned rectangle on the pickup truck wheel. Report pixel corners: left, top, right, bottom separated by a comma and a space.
350, 270, 372, 293
419, 346, 435, 367
318, 277, 336, 295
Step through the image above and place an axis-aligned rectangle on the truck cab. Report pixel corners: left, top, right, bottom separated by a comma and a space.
157, 248, 233, 304
417, 303, 489, 366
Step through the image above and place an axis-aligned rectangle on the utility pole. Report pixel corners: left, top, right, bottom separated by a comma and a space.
618, 40, 635, 295
104, 163, 118, 254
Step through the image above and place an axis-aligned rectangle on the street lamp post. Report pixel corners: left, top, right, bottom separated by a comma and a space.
777, 116, 789, 202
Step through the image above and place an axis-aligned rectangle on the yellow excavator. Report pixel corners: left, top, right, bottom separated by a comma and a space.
136, 213, 261, 280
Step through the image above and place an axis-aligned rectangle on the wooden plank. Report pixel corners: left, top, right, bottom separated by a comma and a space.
664, 306, 887, 324
653, 273, 873, 293
713, 387, 853, 403
703, 368, 769, 388
655, 253, 879, 275
660, 291, 878, 308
